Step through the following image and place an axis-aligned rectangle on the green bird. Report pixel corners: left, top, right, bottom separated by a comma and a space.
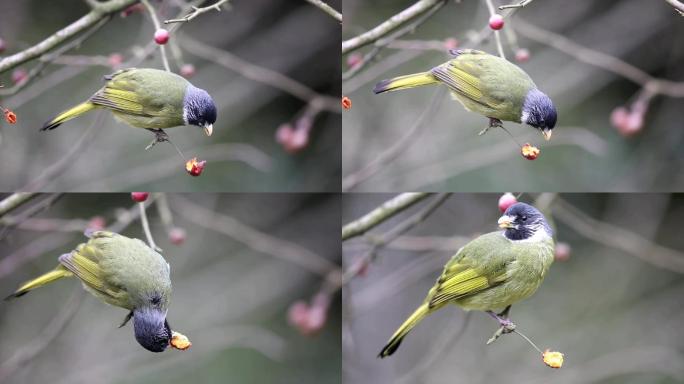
379, 202, 554, 358
5, 231, 173, 353
42, 68, 217, 140
373, 49, 556, 141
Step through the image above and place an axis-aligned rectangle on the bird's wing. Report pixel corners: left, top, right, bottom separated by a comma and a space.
430, 51, 507, 110
427, 236, 510, 308
90, 71, 166, 117
58, 241, 123, 299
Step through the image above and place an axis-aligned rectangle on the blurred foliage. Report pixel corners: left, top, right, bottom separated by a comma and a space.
0, 193, 341, 384
342, 0, 684, 191
342, 193, 684, 384
0, 0, 341, 192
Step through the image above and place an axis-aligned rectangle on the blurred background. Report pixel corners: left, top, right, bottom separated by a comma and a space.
342, 0, 684, 191
0, 0, 341, 192
0, 193, 341, 384
342, 193, 684, 383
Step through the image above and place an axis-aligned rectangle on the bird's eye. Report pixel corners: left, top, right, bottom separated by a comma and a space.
521, 216, 527, 222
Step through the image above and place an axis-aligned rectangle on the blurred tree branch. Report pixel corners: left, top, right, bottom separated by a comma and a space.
0, 193, 38, 217
0, 0, 138, 74
140, 0, 171, 71
552, 197, 684, 273
169, 194, 338, 277
515, 19, 684, 97
304, 0, 342, 23
665, 0, 684, 15
0, 288, 84, 382
342, 193, 430, 240
342, 0, 446, 54
164, 0, 230, 24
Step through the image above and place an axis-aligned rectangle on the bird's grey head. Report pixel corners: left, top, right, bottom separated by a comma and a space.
498, 202, 553, 242
521, 88, 557, 141
133, 305, 171, 352
183, 85, 217, 137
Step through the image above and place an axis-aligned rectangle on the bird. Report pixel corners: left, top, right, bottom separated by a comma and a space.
5, 231, 173, 353
41, 68, 217, 144
378, 202, 555, 358
373, 49, 557, 141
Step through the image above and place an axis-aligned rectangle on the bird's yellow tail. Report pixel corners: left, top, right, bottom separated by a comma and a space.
41, 102, 96, 131
4, 266, 73, 300
378, 303, 431, 358
373, 72, 439, 94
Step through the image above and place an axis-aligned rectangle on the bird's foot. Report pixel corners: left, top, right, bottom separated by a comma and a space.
486, 310, 516, 345
145, 129, 169, 150
479, 118, 503, 136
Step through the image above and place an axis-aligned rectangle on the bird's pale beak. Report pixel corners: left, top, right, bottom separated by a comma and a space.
498, 215, 515, 229
203, 124, 213, 136
542, 129, 552, 141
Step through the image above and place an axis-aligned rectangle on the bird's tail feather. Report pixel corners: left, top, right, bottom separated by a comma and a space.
378, 303, 431, 358
41, 102, 96, 131
4, 266, 73, 300
373, 72, 438, 94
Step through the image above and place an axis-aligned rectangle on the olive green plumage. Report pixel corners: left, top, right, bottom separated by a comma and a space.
379, 203, 555, 358
374, 49, 557, 140
42, 68, 217, 136
5, 231, 173, 352
5, 231, 171, 309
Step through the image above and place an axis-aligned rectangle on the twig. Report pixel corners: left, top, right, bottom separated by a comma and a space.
342, 1, 446, 81
552, 197, 684, 273
486, 0, 506, 59
665, 0, 684, 15
0, 0, 138, 74
341, 193, 430, 241
342, 88, 444, 191
0, 17, 110, 96
164, 0, 230, 23
180, 35, 339, 113
21, 112, 104, 192
304, 0, 342, 23
342, 0, 446, 54
0, 288, 84, 382
498, 0, 535, 10
138, 202, 161, 252
515, 19, 684, 97
140, 0, 171, 72
343, 193, 451, 284
169, 194, 338, 277
0, 193, 38, 217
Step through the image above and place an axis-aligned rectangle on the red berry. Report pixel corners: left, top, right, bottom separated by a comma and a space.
489, 14, 504, 30
284, 128, 309, 153
168, 227, 186, 245
346, 52, 363, 69
11, 68, 27, 85
276, 123, 294, 144
185, 157, 206, 177
498, 193, 518, 213
4, 109, 17, 124
304, 305, 327, 334
611, 106, 642, 137
0, 38, 6, 54
180, 64, 195, 78
555, 242, 571, 262
287, 301, 309, 327
87, 216, 106, 232
342, 96, 352, 110
515, 48, 530, 63
443, 37, 459, 50
108, 53, 123, 68
154, 29, 169, 45
521, 143, 540, 160
131, 192, 149, 202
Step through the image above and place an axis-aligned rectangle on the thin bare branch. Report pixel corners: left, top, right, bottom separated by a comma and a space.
304, 0, 342, 23
342, 193, 430, 241
140, 0, 171, 72
164, 0, 230, 24
0, 193, 38, 217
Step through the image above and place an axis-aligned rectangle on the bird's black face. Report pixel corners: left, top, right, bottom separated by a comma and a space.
183, 85, 217, 136
498, 202, 552, 241
133, 308, 171, 352
522, 88, 557, 141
